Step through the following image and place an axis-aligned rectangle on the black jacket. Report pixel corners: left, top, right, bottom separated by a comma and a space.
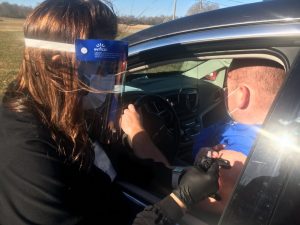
0, 106, 183, 225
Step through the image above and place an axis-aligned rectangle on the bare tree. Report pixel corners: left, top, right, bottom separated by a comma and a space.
186, 0, 219, 16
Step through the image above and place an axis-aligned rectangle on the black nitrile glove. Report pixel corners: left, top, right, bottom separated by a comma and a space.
172, 159, 219, 208
195, 156, 231, 171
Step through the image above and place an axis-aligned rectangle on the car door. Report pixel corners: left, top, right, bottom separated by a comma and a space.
121, 3, 300, 225
123, 47, 300, 225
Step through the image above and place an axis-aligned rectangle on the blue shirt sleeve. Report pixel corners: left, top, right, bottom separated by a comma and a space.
219, 123, 260, 156
192, 121, 260, 159
192, 122, 225, 158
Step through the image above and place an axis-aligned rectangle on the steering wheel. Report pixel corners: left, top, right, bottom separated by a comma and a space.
133, 94, 181, 163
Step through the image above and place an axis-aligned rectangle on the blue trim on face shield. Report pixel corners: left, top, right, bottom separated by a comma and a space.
75, 39, 128, 62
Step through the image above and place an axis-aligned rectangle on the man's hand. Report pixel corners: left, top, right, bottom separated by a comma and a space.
195, 144, 225, 161
194, 150, 245, 215
120, 104, 170, 166
120, 104, 145, 142
172, 160, 219, 208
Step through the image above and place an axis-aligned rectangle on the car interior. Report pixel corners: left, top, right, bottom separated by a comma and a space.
123, 58, 231, 163
108, 53, 288, 225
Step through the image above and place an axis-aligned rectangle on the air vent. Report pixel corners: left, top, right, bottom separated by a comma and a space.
180, 89, 198, 112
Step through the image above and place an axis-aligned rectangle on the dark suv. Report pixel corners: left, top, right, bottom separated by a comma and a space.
117, 1, 300, 224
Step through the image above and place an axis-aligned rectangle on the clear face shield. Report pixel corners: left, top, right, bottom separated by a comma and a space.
76, 39, 128, 143
25, 38, 128, 144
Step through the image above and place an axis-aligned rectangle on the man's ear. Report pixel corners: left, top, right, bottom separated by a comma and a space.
237, 85, 250, 109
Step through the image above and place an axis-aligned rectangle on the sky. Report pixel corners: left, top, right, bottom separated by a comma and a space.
1, 0, 261, 17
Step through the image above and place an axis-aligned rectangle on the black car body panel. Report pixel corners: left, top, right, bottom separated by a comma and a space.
124, 1, 300, 47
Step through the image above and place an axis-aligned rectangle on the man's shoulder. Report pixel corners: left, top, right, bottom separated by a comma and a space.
225, 121, 260, 135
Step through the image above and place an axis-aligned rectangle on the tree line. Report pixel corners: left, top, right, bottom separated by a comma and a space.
118, 15, 174, 25
0, 2, 172, 25
0, 2, 33, 19
0, 1, 219, 24
119, 1, 219, 25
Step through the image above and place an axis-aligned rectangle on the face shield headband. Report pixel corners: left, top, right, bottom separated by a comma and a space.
25, 38, 129, 144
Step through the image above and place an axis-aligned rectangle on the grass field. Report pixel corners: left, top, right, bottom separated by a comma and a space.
0, 17, 149, 97
0, 17, 24, 97
118, 23, 150, 39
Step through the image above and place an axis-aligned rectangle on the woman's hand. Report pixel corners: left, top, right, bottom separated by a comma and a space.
172, 159, 220, 208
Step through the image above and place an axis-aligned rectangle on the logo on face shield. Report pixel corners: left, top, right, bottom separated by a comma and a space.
96, 43, 105, 48
81, 47, 88, 54
94, 43, 107, 52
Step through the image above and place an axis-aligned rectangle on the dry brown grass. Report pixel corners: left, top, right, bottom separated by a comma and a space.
0, 17, 24, 31
118, 24, 151, 39
0, 17, 24, 97
119, 24, 151, 33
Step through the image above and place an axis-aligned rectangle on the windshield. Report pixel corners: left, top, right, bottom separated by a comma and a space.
126, 59, 232, 92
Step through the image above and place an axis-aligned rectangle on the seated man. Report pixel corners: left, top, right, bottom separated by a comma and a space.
120, 58, 286, 219
193, 58, 285, 158
192, 58, 285, 219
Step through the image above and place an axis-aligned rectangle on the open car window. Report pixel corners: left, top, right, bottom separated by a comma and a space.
121, 55, 288, 225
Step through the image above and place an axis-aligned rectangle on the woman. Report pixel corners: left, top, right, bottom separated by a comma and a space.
0, 0, 219, 224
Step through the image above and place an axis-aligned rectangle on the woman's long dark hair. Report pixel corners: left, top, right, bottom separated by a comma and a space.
3, 0, 117, 170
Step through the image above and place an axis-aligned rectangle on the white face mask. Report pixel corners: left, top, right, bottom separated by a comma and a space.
224, 86, 239, 117
225, 84, 253, 117
82, 74, 115, 110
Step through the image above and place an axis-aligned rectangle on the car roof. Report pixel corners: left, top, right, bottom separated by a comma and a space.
123, 0, 300, 46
